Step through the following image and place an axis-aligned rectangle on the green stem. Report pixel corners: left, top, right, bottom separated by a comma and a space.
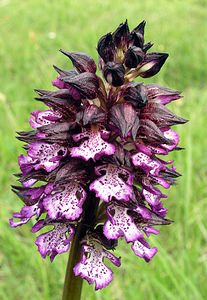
62, 194, 99, 300
62, 223, 84, 300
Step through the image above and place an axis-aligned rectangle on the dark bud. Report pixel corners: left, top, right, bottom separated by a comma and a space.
131, 20, 146, 48
76, 104, 106, 126
124, 46, 144, 68
111, 143, 132, 168
19, 170, 48, 185
109, 103, 139, 140
16, 130, 36, 143
97, 33, 115, 62
35, 95, 78, 118
123, 83, 148, 109
143, 42, 153, 53
141, 102, 188, 127
145, 84, 181, 105
35, 88, 78, 100
52, 161, 87, 184
103, 62, 125, 87
60, 50, 97, 73
11, 185, 44, 206
139, 53, 169, 78
112, 20, 130, 49
62, 72, 99, 100
53, 65, 78, 78
138, 119, 172, 145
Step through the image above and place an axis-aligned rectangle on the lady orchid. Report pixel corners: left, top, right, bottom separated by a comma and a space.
10, 20, 186, 297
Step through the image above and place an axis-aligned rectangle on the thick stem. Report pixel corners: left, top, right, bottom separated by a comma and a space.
62, 223, 84, 300
62, 194, 99, 300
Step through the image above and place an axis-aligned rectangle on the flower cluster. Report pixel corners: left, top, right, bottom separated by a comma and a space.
10, 20, 186, 290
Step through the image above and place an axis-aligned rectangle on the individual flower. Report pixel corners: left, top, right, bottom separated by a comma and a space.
10, 20, 187, 290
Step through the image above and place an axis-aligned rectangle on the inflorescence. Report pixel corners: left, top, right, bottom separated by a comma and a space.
10, 20, 187, 290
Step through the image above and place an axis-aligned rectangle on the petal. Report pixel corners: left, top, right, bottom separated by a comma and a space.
9, 203, 40, 228
103, 203, 143, 242
35, 223, 74, 261
90, 164, 134, 202
43, 183, 87, 220
71, 130, 115, 161
27, 142, 67, 172
142, 189, 168, 217
74, 243, 121, 290
132, 152, 166, 176
161, 128, 179, 151
18, 154, 38, 175
11, 184, 49, 206
29, 110, 62, 128
52, 77, 66, 89
131, 238, 158, 262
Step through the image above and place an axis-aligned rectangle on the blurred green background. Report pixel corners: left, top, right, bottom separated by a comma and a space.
0, 0, 207, 299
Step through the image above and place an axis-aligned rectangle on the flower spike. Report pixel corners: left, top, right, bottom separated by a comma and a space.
10, 20, 186, 291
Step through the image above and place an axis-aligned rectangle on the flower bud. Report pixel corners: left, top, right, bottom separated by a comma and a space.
112, 20, 130, 49
123, 83, 148, 109
138, 52, 169, 78
60, 50, 97, 73
103, 62, 125, 87
131, 20, 146, 48
97, 33, 115, 63
143, 42, 153, 53
124, 46, 144, 68
145, 84, 181, 105
62, 72, 99, 99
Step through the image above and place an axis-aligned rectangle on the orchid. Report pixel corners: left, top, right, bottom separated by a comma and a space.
10, 20, 186, 298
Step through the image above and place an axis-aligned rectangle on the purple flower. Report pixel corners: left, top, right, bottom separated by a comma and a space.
10, 20, 187, 290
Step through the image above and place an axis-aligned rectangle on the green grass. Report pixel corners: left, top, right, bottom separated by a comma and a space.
0, 0, 206, 299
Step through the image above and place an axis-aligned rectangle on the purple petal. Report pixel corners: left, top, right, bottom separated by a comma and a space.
131, 238, 158, 262
143, 226, 160, 236
73, 243, 121, 290
35, 223, 74, 261
22, 178, 37, 187
18, 154, 38, 175
90, 164, 134, 202
43, 183, 87, 220
132, 152, 166, 176
52, 77, 66, 89
9, 203, 40, 228
31, 219, 45, 233
153, 176, 171, 189
161, 128, 179, 151
26, 142, 67, 172
71, 130, 115, 161
12, 184, 51, 206
103, 203, 143, 242
147, 145, 168, 155
142, 189, 168, 217
29, 110, 62, 128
